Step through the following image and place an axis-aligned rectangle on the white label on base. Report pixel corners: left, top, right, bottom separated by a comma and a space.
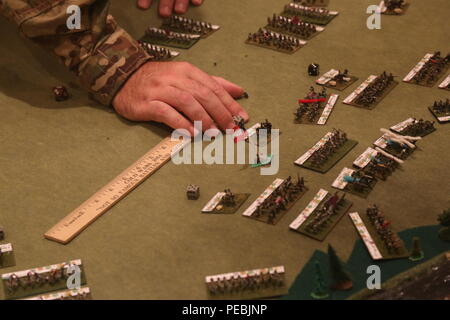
206, 266, 285, 283
202, 192, 225, 212
23, 287, 91, 300
317, 94, 339, 125
438, 74, 450, 88
343, 75, 377, 104
349, 212, 383, 260
289, 189, 328, 230
242, 178, 284, 217
403, 53, 433, 82
146, 27, 201, 39
353, 147, 378, 169
438, 116, 450, 122
390, 118, 415, 132
373, 134, 389, 149
332, 167, 354, 190
0, 243, 13, 254
316, 69, 339, 85
2, 259, 82, 280
294, 132, 333, 165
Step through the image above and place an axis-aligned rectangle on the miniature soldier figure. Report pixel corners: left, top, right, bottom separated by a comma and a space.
308, 63, 320, 76
0, 226, 4, 241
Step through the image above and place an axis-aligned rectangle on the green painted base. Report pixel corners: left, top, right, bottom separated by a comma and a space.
409, 251, 424, 262
209, 284, 288, 300
298, 139, 358, 173
311, 291, 329, 299
264, 25, 321, 41
140, 36, 199, 49
251, 155, 273, 168
293, 198, 353, 241
341, 178, 377, 199
0, 252, 16, 269
160, 26, 218, 39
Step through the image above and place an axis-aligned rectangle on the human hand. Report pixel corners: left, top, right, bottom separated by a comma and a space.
113, 61, 249, 135
137, 0, 203, 17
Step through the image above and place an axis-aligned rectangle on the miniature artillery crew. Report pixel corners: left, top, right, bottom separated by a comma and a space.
364, 153, 398, 180
366, 205, 403, 254
221, 189, 236, 207
284, 3, 331, 21
412, 51, 450, 85
399, 119, 435, 137
295, 86, 328, 122
207, 269, 285, 295
247, 28, 304, 52
355, 72, 395, 107
254, 175, 306, 224
4, 263, 75, 293
267, 14, 318, 39
343, 170, 375, 192
138, 41, 175, 61
145, 27, 193, 45
309, 129, 347, 167
162, 15, 214, 36
431, 99, 450, 116
305, 192, 346, 234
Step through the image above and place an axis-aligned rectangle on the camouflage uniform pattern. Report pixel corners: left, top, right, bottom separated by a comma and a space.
0, 0, 151, 105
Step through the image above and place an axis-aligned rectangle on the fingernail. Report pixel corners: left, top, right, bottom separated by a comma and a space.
175, 3, 187, 12
162, 6, 171, 16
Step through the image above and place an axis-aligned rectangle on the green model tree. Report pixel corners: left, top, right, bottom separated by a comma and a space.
438, 209, 450, 242
328, 244, 353, 290
409, 236, 424, 261
310, 260, 329, 299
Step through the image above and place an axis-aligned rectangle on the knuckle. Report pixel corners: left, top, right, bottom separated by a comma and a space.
178, 91, 194, 106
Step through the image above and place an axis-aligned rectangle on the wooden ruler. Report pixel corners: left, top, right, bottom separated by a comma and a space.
44, 137, 188, 244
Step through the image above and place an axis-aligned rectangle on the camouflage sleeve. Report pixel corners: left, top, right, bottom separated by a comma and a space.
0, 0, 151, 106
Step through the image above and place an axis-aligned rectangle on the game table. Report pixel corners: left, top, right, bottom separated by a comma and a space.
0, 0, 449, 299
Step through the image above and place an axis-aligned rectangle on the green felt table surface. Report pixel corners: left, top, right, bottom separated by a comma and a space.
0, 0, 449, 299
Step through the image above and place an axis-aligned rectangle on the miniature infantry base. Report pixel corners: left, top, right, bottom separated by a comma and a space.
205, 266, 287, 300
23, 287, 92, 300
373, 133, 415, 160
242, 176, 308, 225
2, 259, 87, 300
353, 147, 401, 181
265, 14, 325, 40
316, 69, 358, 91
349, 207, 409, 260
141, 27, 200, 49
379, 0, 410, 15
161, 15, 220, 38
294, 86, 339, 125
294, 0, 330, 7
289, 189, 352, 241
246, 28, 306, 54
343, 73, 398, 109
438, 74, 450, 91
403, 52, 450, 87
390, 118, 436, 137
428, 99, 450, 123
202, 190, 251, 214
294, 129, 358, 173
282, 3, 339, 25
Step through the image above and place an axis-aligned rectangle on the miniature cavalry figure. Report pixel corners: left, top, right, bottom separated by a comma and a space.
333, 69, 350, 82
385, 0, 406, 11
366, 205, 402, 254
364, 153, 398, 180
309, 129, 348, 167
355, 72, 395, 107
295, 86, 328, 123
431, 99, 450, 116
344, 170, 375, 192
253, 175, 305, 223
162, 15, 214, 36
305, 192, 345, 234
